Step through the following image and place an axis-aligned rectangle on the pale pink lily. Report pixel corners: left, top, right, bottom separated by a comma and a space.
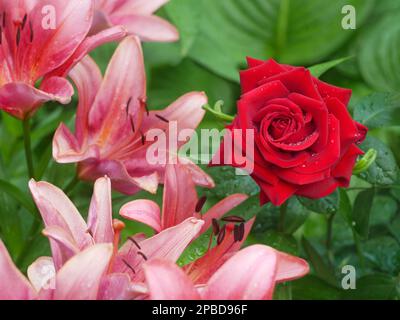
53, 36, 212, 195
93, 0, 179, 42
28, 177, 205, 299
0, 0, 126, 119
120, 162, 247, 233
0, 239, 114, 300
144, 245, 309, 300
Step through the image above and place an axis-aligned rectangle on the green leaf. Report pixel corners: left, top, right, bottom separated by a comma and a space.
308, 56, 352, 78
185, 0, 372, 81
358, 137, 399, 186
297, 190, 340, 215
343, 274, 400, 300
339, 189, 352, 227
352, 188, 375, 239
205, 167, 259, 199
292, 275, 342, 300
249, 231, 298, 255
363, 236, 400, 275
0, 179, 36, 216
165, 0, 204, 56
358, 12, 400, 91
353, 93, 400, 129
301, 237, 337, 286
147, 58, 239, 115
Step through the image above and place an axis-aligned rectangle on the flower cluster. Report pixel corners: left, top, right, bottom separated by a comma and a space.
1, 0, 370, 301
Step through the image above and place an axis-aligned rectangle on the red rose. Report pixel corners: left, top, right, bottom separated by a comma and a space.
212, 58, 368, 206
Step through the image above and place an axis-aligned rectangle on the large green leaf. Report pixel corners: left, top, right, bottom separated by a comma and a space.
301, 237, 337, 286
352, 188, 375, 239
353, 93, 400, 129
363, 236, 400, 275
358, 137, 399, 186
343, 274, 400, 300
177, 0, 373, 81
292, 275, 342, 300
358, 11, 400, 92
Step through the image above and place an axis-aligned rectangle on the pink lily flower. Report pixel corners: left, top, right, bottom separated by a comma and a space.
0, 239, 114, 300
119, 163, 309, 299
120, 162, 248, 233
93, 0, 179, 42
144, 244, 309, 300
28, 176, 205, 299
0, 0, 126, 120
53, 36, 212, 194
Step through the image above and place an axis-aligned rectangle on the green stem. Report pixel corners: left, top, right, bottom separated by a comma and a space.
278, 202, 288, 232
22, 118, 35, 179
326, 213, 335, 266
65, 174, 80, 196
202, 104, 235, 122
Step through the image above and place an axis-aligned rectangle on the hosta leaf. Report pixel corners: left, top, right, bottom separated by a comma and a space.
308, 56, 352, 78
358, 137, 399, 186
358, 12, 400, 91
184, 0, 372, 81
353, 93, 400, 129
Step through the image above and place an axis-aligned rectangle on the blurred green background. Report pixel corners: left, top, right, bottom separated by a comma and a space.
1, 0, 400, 300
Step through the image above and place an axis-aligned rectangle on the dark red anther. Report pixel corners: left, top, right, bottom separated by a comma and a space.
129, 116, 135, 133
217, 225, 226, 245
238, 222, 245, 242
122, 259, 136, 274
126, 96, 132, 114
212, 218, 220, 236
137, 251, 148, 261
195, 196, 207, 213
29, 20, 33, 42
221, 215, 245, 223
21, 13, 27, 29
233, 224, 240, 242
140, 132, 145, 145
128, 236, 141, 250
16, 26, 20, 46
155, 114, 169, 123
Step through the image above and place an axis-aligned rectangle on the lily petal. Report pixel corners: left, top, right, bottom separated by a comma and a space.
110, 14, 179, 42
54, 244, 113, 300
29, 180, 93, 251
42, 226, 80, 269
114, 218, 204, 281
27, 257, 56, 293
275, 251, 310, 283
0, 240, 36, 300
0, 82, 73, 119
144, 259, 200, 300
87, 177, 114, 243
120, 200, 161, 233
202, 245, 278, 300
162, 163, 198, 229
